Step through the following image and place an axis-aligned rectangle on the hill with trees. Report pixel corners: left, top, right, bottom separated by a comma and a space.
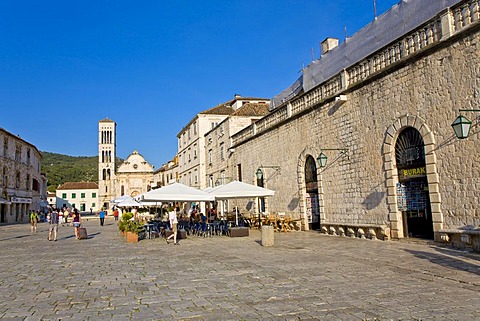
41, 152, 98, 192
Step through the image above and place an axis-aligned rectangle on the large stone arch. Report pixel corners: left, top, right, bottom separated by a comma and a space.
297, 146, 322, 231
383, 115, 442, 239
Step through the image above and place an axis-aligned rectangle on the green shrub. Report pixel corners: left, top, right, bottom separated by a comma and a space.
125, 220, 144, 234
118, 212, 134, 232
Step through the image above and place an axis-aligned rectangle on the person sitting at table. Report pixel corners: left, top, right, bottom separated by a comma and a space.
201, 212, 207, 230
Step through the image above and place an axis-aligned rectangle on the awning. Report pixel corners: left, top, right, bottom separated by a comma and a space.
11, 196, 32, 204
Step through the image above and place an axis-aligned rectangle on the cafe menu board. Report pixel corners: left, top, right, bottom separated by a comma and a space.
306, 193, 319, 223
396, 181, 427, 211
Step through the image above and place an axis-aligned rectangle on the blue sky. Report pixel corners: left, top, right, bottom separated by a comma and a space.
0, 0, 399, 168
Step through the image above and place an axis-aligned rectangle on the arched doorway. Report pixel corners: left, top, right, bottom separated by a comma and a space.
305, 155, 320, 230
395, 127, 434, 239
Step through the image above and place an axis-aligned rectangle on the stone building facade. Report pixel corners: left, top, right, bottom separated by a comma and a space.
226, 0, 479, 241
177, 95, 269, 190
204, 101, 270, 187
116, 150, 154, 198
0, 127, 46, 223
153, 156, 179, 189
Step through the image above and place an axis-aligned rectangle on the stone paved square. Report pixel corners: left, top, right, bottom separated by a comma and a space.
0, 217, 479, 320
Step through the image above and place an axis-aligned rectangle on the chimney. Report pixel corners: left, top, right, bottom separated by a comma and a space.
321, 37, 339, 55
232, 93, 243, 110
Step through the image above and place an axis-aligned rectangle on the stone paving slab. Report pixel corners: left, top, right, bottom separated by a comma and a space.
0, 218, 479, 320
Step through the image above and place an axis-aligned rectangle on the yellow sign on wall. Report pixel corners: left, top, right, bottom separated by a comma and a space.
399, 167, 426, 181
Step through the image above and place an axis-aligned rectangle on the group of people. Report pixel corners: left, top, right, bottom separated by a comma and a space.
46, 206, 82, 241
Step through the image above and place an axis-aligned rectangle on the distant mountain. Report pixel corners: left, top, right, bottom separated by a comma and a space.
41, 152, 123, 192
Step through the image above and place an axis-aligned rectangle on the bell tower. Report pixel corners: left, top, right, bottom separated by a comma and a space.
98, 118, 116, 210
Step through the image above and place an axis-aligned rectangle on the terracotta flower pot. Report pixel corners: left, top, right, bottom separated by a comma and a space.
126, 231, 139, 243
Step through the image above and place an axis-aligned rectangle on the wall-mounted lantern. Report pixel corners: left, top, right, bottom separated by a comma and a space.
316, 148, 349, 168
256, 165, 281, 179
451, 109, 480, 139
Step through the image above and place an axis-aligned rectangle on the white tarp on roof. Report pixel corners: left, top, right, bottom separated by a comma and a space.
139, 182, 215, 202
271, 0, 462, 108
208, 180, 275, 199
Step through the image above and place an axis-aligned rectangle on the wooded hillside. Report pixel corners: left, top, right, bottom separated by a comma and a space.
41, 152, 98, 192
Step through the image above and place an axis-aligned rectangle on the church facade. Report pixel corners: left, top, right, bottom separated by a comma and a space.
98, 119, 155, 209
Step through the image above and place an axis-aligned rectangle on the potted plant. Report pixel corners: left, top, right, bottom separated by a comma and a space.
118, 212, 133, 236
125, 219, 145, 243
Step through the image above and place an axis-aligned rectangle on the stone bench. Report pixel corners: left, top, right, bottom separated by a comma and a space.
320, 222, 389, 241
229, 227, 249, 237
439, 228, 480, 252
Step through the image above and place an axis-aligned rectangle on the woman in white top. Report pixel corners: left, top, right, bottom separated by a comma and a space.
166, 207, 179, 245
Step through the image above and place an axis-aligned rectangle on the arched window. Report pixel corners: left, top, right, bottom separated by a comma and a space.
305, 155, 318, 186
395, 127, 425, 169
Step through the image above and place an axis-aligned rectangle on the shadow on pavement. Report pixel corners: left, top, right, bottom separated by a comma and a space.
404, 248, 480, 276
0, 234, 31, 241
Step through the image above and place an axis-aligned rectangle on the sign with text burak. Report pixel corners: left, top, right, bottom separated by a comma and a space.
399, 166, 426, 181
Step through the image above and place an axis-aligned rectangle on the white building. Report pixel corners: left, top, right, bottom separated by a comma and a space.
56, 182, 99, 212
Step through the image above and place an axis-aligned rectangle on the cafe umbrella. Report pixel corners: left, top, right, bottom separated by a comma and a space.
208, 180, 275, 226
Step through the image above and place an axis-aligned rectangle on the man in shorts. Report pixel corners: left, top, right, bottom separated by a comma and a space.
29, 210, 39, 234
48, 207, 59, 241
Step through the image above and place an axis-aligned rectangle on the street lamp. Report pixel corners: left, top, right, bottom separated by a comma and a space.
316, 149, 349, 168
316, 152, 328, 168
451, 109, 480, 139
255, 168, 263, 180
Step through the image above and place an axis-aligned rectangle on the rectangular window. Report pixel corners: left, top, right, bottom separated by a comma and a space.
92, 203, 96, 208
92, 192, 96, 198
72, 193, 76, 199
2, 166, 7, 187
208, 149, 212, 165
15, 171, 20, 188
220, 143, 224, 161
15, 145, 21, 162
81, 193, 85, 198
62, 193, 67, 199
237, 164, 242, 181
3, 137, 8, 154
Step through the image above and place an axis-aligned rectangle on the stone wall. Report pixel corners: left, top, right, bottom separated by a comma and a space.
229, 1, 480, 239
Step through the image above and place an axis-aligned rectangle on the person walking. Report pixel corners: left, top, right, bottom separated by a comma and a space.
48, 208, 59, 241
98, 208, 106, 226
63, 207, 70, 225
29, 210, 39, 234
113, 207, 119, 221
72, 209, 81, 239
166, 206, 179, 245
